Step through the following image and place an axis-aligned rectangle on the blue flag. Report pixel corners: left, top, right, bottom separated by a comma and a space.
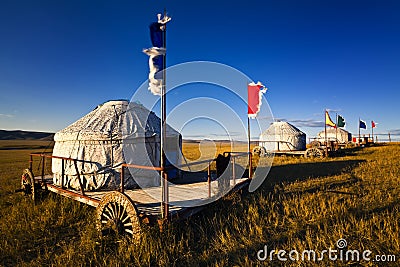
359, 120, 367, 129
149, 22, 164, 79
150, 22, 165, 47
143, 14, 171, 95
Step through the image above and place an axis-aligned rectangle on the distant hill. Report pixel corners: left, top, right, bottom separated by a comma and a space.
0, 130, 54, 140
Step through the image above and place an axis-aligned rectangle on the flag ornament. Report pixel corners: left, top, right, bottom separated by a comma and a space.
247, 82, 267, 118
359, 120, 367, 129
143, 13, 171, 95
337, 115, 345, 128
371, 121, 376, 128
325, 111, 336, 127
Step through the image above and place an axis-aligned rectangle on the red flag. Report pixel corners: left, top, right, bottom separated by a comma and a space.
247, 82, 267, 118
371, 121, 376, 128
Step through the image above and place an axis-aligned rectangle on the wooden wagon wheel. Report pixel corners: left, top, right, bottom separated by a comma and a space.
305, 147, 324, 158
20, 168, 36, 200
252, 146, 266, 156
96, 191, 141, 239
310, 140, 321, 148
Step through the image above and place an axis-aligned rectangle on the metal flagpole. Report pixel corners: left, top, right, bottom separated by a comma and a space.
335, 113, 338, 144
358, 117, 361, 145
161, 9, 169, 220
371, 122, 374, 142
324, 110, 328, 156
247, 112, 251, 178
246, 82, 252, 178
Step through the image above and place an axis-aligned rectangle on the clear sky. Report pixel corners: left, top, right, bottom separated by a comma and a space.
1, 0, 399, 141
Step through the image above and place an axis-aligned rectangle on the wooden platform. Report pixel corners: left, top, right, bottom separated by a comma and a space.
37, 175, 250, 220
274, 150, 306, 156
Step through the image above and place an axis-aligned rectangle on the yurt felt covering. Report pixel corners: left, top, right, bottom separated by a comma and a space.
259, 121, 306, 151
52, 100, 181, 191
317, 128, 352, 143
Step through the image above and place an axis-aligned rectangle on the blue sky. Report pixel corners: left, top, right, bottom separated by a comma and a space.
1, 0, 399, 141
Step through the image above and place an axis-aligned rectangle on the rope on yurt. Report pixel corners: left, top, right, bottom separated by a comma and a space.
66, 105, 103, 173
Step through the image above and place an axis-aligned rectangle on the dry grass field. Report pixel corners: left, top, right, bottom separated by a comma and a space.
0, 140, 399, 266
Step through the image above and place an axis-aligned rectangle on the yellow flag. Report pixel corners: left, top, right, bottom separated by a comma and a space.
325, 111, 336, 127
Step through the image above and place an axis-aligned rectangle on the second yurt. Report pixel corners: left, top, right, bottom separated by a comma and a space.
317, 128, 352, 143
259, 121, 306, 151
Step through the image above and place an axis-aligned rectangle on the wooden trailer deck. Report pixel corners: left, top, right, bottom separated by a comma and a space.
36, 174, 250, 220
23, 151, 253, 236
273, 150, 306, 156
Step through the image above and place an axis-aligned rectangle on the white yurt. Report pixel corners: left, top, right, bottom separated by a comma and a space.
317, 128, 352, 143
259, 121, 306, 151
52, 100, 182, 191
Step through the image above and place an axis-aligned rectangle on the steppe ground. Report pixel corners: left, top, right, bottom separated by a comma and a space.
0, 140, 399, 266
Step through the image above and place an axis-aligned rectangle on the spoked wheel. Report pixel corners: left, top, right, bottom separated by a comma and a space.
96, 191, 141, 240
305, 147, 325, 158
310, 140, 321, 148
20, 169, 37, 200
252, 146, 266, 157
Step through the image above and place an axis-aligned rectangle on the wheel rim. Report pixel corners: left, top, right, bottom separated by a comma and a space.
96, 191, 141, 239
21, 169, 35, 200
306, 148, 323, 158
311, 141, 320, 148
252, 146, 261, 156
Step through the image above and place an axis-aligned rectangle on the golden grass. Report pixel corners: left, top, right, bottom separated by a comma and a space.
0, 141, 399, 266
181, 141, 249, 160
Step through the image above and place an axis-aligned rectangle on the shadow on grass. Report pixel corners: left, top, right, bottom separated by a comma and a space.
180, 160, 370, 266
259, 159, 365, 188
192, 200, 400, 266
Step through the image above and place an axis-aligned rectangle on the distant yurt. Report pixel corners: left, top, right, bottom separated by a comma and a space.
52, 100, 182, 191
317, 128, 352, 143
259, 121, 306, 151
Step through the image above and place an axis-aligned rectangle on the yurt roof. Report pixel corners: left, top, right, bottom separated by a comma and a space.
54, 100, 180, 141
260, 121, 305, 137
